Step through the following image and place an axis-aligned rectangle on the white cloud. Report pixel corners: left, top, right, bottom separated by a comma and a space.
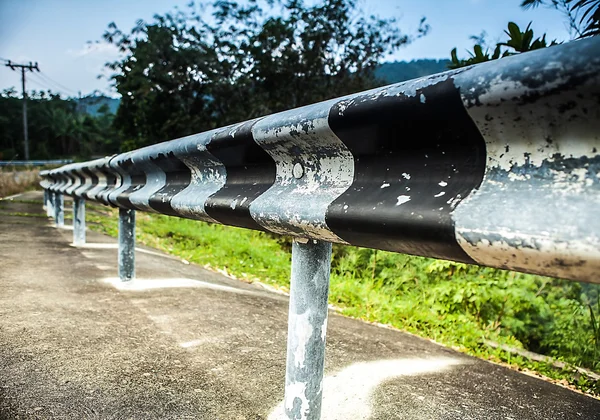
67, 42, 120, 58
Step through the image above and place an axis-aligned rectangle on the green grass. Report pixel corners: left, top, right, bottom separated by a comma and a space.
79, 202, 600, 397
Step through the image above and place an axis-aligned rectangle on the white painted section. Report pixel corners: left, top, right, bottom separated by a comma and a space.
455, 229, 600, 282
169, 132, 227, 223
0, 192, 25, 200
453, 51, 600, 282
291, 311, 313, 369
85, 167, 109, 202
179, 338, 220, 348
250, 100, 354, 242
396, 195, 411, 206
72, 243, 178, 259
268, 357, 462, 420
284, 381, 310, 419
106, 157, 132, 206
101, 277, 265, 296
128, 158, 166, 212
64, 169, 82, 195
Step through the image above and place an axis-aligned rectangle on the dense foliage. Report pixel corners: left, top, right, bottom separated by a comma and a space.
0, 89, 120, 160
449, 21, 557, 69
102, 0, 428, 149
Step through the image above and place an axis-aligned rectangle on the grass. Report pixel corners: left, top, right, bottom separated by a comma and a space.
81, 201, 600, 397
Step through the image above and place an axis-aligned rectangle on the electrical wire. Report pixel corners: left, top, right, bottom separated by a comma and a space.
26, 72, 72, 96
35, 71, 79, 96
22, 74, 48, 92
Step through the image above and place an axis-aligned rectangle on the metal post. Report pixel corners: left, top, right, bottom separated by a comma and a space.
21, 67, 29, 161
54, 193, 64, 227
47, 191, 54, 218
43, 189, 48, 210
73, 197, 86, 246
118, 208, 136, 281
284, 239, 332, 420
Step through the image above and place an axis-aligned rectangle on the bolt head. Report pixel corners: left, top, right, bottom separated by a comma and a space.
293, 163, 304, 179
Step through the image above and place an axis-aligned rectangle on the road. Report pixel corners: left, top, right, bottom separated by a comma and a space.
1, 191, 599, 419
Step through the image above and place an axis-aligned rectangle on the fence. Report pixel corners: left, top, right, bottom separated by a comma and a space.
39, 36, 600, 420
0, 159, 73, 167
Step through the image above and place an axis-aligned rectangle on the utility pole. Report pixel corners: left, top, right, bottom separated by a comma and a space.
5, 60, 40, 160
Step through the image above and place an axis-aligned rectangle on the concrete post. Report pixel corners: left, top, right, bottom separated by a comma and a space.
54, 193, 64, 227
118, 208, 135, 281
284, 239, 332, 420
73, 197, 86, 246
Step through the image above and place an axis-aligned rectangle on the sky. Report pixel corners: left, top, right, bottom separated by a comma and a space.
0, 0, 572, 98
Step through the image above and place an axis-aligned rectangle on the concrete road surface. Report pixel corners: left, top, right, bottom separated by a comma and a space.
1, 191, 599, 419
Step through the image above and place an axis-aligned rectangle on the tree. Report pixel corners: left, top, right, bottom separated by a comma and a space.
449, 22, 556, 69
521, 0, 599, 38
450, 0, 598, 69
0, 89, 120, 159
102, 0, 429, 149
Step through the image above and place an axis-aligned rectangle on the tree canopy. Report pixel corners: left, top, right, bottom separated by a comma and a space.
102, 0, 429, 149
0, 90, 119, 160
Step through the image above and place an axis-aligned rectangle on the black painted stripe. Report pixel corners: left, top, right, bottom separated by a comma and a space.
326, 78, 486, 263
148, 152, 192, 216
204, 120, 277, 231
97, 165, 118, 206
80, 167, 99, 200
71, 168, 87, 196
115, 158, 146, 209
76, 167, 93, 198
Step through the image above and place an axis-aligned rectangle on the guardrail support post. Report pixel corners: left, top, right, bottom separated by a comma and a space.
73, 198, 86, 246
54, 193, 64, 227
118, 208, 136, 281
284, 239, 332, 420
43, 189, 48, 210
46, 191, 54, 217
47, 191, 54, 218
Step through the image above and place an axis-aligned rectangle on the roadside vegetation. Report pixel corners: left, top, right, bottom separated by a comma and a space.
80, 202, 600, 397
0, 168, 40, 198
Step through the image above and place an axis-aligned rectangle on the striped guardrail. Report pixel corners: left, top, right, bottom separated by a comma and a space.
40, 36, 600, 420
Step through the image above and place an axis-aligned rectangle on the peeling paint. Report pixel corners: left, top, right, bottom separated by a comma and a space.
396, 195, 411, 206
250, 99, 354, 243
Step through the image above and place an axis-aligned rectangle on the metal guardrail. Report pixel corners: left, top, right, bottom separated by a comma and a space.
0, 159, 73, 167
40, 36, 600, 420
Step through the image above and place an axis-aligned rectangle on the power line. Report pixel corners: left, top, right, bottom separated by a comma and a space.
23, 74, 49, 91
5, 60, 40, 160
28, 72, 77, 96
36, 71, 79, 96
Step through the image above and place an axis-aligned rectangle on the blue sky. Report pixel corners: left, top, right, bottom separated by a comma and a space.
0, 0, 572, 98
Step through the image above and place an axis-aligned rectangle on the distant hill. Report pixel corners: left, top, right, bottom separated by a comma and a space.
375, 59, 451, 84
76, 94, 120, 116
